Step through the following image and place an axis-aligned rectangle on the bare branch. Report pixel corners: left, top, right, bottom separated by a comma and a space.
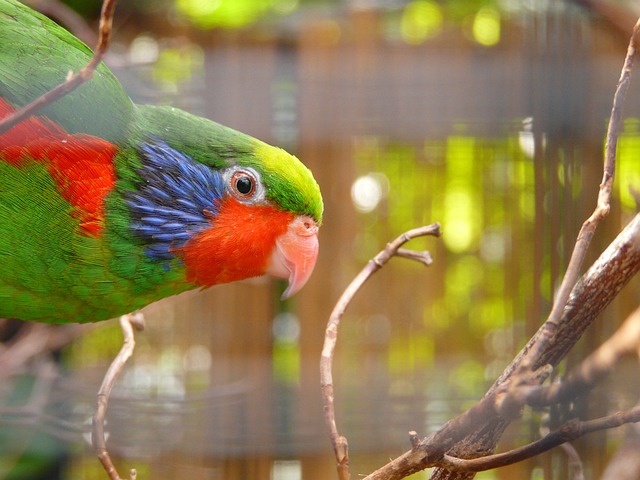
522, 16, 640, 375
396, 248, 433, 266
439, 407, 640, 473
320, 224, 441, 480
361, 213, 640, 480
0, 323, 91, 378
92, 313, 144, 480
523, 305, 640, 407
559, 442, 585, 480
0, 0, 118, 135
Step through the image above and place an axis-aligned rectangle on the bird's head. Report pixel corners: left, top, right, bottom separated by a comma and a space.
127, 106, 323, 298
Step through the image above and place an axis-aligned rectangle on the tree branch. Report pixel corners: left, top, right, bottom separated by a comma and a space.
320, 223, 441, 480
0, 323, 91, 378
522, 305, 640, 407
521, 15, 640, 377
440, 407, 640, 473
360, 212, 640, 480
92, 313, 144, 480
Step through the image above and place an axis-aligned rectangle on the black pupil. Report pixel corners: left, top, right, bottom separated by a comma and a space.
235, 175, 253, 195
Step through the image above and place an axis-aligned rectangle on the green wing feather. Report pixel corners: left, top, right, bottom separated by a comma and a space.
0, 0, 132, 140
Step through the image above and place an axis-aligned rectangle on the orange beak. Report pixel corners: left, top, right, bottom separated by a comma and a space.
266, 215, 319, 299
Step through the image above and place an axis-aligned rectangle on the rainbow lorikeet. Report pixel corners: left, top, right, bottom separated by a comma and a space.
0, 0, 323, 323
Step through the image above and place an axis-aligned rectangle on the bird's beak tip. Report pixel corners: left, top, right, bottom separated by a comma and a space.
266, 215, 319, 299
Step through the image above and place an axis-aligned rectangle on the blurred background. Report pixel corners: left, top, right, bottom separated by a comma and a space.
1, 0, 640, 479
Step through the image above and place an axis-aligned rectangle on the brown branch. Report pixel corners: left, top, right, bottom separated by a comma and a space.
521, 15, 640, 376
361, 213, 640, 480
327, 13, 640, 480
396, 248, 433, 266
522, 305, 640, 407
320, 223, 441, 480
0, 0, 118, 135
440, 407, 640, 473
92, 313, 144, 480
0, 323, 92, 378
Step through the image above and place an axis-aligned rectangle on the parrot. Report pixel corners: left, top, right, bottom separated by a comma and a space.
0, 0, 323, 323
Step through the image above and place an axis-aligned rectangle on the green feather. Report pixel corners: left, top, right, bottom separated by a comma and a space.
0, 0, 323, 323
133, 105, 324, 222
0, 159, 191, 321
0, 0, 132, 141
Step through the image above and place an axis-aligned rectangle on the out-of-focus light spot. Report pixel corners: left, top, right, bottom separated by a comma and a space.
152, 42, 204, 93
183, 344, 212, 371
272, 0, 298, 15
351, 173, 388, 213
159, 375, 186, 399
176, 0, 269, 29
518, 117, 535, 158
472, 6, 501, 47
443, 189, 477, 253
271, 460, 302, 480
129, 34, 159, 64
518, 117, 547, 159
123, 364, 154, 392
272, 313, 301, 384
616, 118, 640, 211
480, 228, 508, 263
518, 132, 535, 158
272, 312, 300, 344
176, 0, 222, 26
401, 0, 443, 45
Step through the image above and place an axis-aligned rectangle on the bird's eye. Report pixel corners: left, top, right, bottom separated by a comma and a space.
231, 171, 256, 197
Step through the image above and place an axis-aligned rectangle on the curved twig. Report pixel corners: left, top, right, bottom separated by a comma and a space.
92, 313, 145, 480
320, 223, 441, 480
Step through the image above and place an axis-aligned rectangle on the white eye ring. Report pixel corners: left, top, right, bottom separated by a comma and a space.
223, 166, 265, 203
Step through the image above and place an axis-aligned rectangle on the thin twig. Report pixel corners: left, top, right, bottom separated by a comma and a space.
92, 313, 145, 480
560, 442, 585, 480
0, 0, 118, 135
396, 248, 433, 266
521, 16, 640, 374
320, 224, 441, 480
360, 202, 640, 480
356, 16, 640, 480
439, 407, 640, 473
0, 324, 91, 378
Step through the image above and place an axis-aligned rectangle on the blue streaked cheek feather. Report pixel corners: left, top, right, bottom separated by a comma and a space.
125, 140, 226, 260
